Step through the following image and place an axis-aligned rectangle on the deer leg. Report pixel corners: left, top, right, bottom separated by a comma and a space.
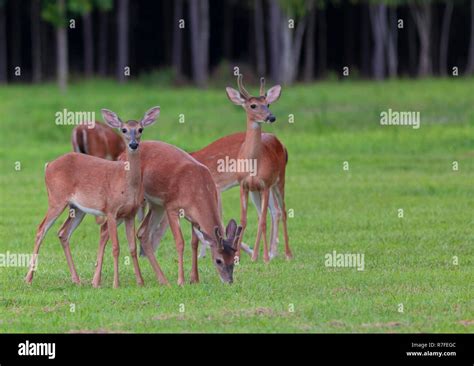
237, 185, 249, 258
275, 185, 292, 260
136, 200, 147, 223
138, 206, 169, 285
150, 214, 169, 253
125, 217, 144, 286
92, 221, 109, 288
139, 206, 168, 256
107, 216, 120, 288
269, 189, 281, 259
190, 229, 199, 284
252, 188, 270, 262
26, 202, 67, 284
57, 208, 85, 284
167, 210, 186, 286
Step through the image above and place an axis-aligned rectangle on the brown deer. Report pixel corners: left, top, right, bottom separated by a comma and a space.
225, 75, 291, 262
25, 107, 160, 288
72, 122, 125, 160
143, 77, 290, 262
92, 141, 243, 286
71, 122, 146, 224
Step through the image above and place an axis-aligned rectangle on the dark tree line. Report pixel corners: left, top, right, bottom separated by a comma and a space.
0, 0, 473, 90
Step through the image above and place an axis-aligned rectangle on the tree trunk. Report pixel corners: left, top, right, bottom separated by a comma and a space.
343, 2, 354, 69
439, 1, 453, 76
254, 0, 266, 76
188, 0, 209, 88
386, 6, 398, 78
0, 3, 8, 83
200, 0, 209, 85
369, 4, 387, 80
172, 0, 184, 79
83, 11, 94, 77
31, 0, 42, 83
408, 12, 417, 76
98, 11, 108, 77
411, 3, 432, 77
57, 0, 68, 92
11, 0, 22, 73
282, 15, 307, 84
268, 0, 281, 83
117, 0, 129, 83
465, 0, 474, 74
318, 8, 327, 78
303, 1, 316, 82
222, 0, 233, 60
360, 4, 370, 77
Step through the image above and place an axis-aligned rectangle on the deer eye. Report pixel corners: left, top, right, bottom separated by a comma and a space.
121, 128, 127, 133
215, 259, 223, 265
250, 104, 257, 109
138, 128, 143, 133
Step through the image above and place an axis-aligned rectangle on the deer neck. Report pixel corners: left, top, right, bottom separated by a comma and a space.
239, 117, 262, 160
124, 148, 142, 191
192, 196, 224, 238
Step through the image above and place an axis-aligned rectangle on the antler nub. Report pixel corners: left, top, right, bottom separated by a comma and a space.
259, 77, 266, 97
237, 74, 251, 100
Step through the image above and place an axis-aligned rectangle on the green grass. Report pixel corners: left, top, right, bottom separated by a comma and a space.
0, 78, 473, 333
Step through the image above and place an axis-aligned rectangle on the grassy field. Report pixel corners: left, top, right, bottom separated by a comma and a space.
0, 78, 473, 333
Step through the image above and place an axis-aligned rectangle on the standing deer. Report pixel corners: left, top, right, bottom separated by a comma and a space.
92, 141, 243, 286
71, 122, 146, 223
25, 107, 160, 288
225, 75, 291, 262
143, 78, 290, 262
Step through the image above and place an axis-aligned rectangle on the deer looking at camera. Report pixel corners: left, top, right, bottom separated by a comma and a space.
71, 121, 146, 224
143, 76, 291, 262
92, 141, 243, 286
225, 75, 292, 262
25, 107, 160, 288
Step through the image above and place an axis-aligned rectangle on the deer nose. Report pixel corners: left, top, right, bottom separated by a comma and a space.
129, 142, 139, 150
266, 115, 276, 123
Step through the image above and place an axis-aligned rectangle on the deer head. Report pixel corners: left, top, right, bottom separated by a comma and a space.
226, 75, 281, 125
101, 106, 160, 152
193, 219, 242, 283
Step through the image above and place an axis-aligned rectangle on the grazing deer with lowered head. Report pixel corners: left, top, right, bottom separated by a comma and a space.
25, 107, 160, 288
93, 141, 243, 286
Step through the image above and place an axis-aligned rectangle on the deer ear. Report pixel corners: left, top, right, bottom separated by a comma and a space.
101, 109, 122, 129
193, 227, 212, 246
141, 106, 160, 127
226, 219, 238, 240
266, 85, 281, 104
226, 87, 246, 105
232, 226, 243, 250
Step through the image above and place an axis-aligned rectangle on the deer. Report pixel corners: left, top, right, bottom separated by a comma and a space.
25, 107, 160, 288
72, 122, 125, 160
92, 141, 243, 286
141, 77, 290, 262
224, 75, 291, 262
71, 122, 146, 224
